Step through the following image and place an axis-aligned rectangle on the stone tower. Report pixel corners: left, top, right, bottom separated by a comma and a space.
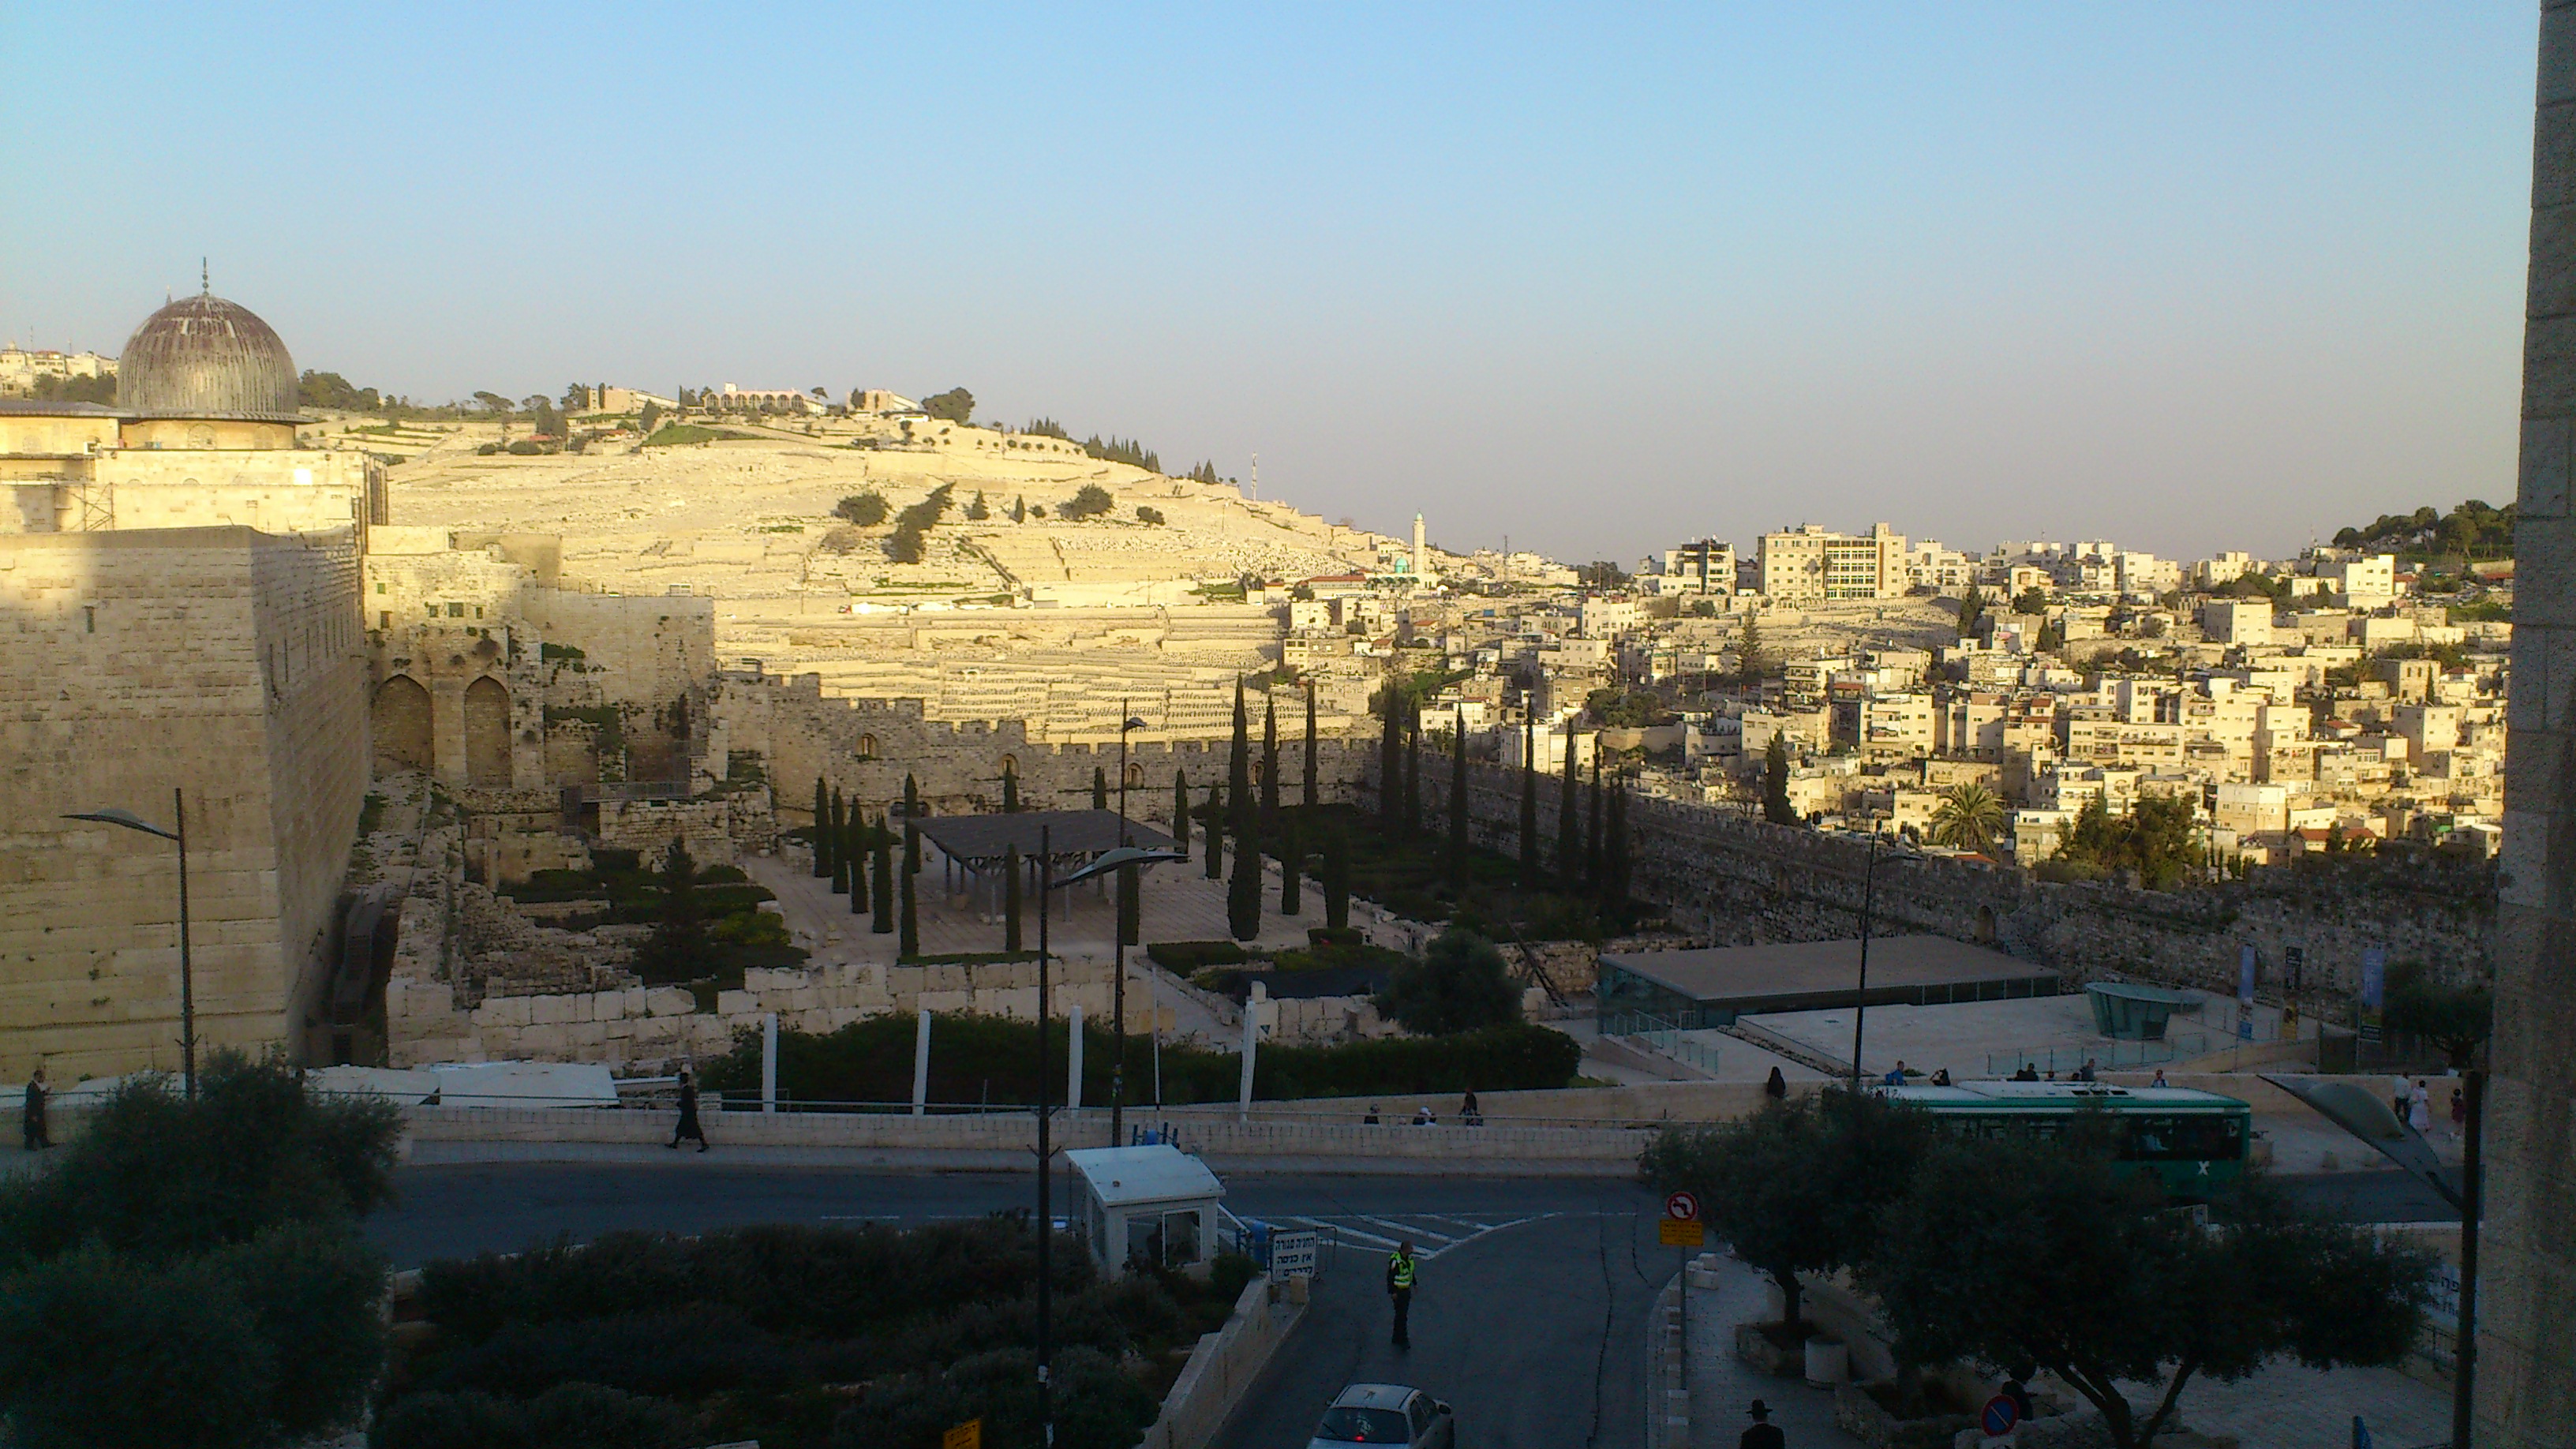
2485, 4, 2576, 1442
1411, 513, 1426, 577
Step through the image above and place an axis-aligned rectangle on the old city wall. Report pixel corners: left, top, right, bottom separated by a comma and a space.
0, 527, 367, 1079
1420, 761, 2492, 1000
716, 673, 1376, 826
93, 448, 384, 534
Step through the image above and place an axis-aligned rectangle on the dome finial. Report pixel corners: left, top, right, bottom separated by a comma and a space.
200, 257, 209, 295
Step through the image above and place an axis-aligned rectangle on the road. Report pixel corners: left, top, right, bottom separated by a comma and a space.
363, 1161, 2458, 1449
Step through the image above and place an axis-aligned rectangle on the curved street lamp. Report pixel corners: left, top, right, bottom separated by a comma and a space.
62, 788, 194, 1098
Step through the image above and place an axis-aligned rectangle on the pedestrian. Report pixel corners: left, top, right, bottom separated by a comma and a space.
2450, 1086, 2468, 1140
1413, 1105, 1437, 1126
1883, 1059, 1908, 1087
1930, 1068, 1953, 1087
668, 1068, 709, 1152
2076, 1057, 2099, 1084
1764, 1065, 1788, 1100
1459, 1088, 1481, 1127
1364, 1103, 1381, 1125
2151, 1068, 2168, 1088
1385, 1241, 1417, 1347
1740, 1398, 1784, 1449
2409, 1080, 2432, 1136
2001, 1364, 2037, 1423
21, 1065, 48, 1152
2394, 1075, 2412, 1124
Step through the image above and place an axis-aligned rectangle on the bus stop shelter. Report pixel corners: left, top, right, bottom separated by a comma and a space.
1065, 1144, 1224, 1279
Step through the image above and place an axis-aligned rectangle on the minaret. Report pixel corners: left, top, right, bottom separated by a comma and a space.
1411, 513, 1427, 577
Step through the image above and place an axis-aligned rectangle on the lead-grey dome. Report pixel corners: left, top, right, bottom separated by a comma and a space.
117, 291, 300, 421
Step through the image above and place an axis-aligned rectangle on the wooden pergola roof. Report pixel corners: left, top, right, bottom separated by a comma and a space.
911, 809, 1177, 871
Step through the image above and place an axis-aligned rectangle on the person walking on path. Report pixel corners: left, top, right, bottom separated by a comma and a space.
668, 1069, 709, 1152
1458, 1089, 1481, 1126
2450, 1085, 2469, 1140
21, 1066, 48, 1152
2409, 1080, 2433, 1135
1764, 1065, 1787, 1100
1385, 1241, 1417, 1347
1739, 1398, 1784, 1449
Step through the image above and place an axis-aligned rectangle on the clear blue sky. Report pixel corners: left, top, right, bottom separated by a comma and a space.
0, 4, 2538, 564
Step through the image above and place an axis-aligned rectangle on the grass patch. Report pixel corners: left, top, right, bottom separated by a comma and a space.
641, 423, 755, 447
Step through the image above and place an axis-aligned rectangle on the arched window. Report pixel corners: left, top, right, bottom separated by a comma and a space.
999, 754, 1018, 777
372, 676, 432, 773
463, 676, 511, 785
857, 733, 880, 760
1125, 762, 1146, 788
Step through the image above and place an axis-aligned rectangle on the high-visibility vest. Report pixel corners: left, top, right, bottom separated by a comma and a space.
1389, 1252, 1416, 1289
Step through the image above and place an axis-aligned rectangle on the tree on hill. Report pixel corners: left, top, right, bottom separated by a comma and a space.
634, 837, 710, 983
2013, 586, 2050, 617
1518, 718, 1541, 889
1735, 609, 1769, 680
834, 492, 889, 526
32, 371, 118, 406
1762, 734, 1798, 826
636, 399, 664, 434
921, 388, 974, 423
2046, 795, 2198, 888
1185, 460, 1221, 485
2383, 964, 2493, 1068
1556, 728, 1582, 880
965, 490, 990, 520
1135, 504, 1166, 525
1927, 782, 2006, 856
1575, 560, 1631, 588
1954, 582, 1987, 640
297, 370, 380, 412
1302, 684, 1320, 807
886, 485, 954, 564
1060, 484, 1116, 521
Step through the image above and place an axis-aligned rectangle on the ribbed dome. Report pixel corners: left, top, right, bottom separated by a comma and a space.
117, 292, 299, 421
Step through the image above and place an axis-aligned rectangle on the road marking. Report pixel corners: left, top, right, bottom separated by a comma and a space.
1267, 1211, 1555, 1260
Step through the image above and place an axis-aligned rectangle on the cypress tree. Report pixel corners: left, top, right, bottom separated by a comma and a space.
1091, 766, 1107, 811
1204, 784, 1224, 879
1227, 678, 1252, 841
1226, 808, 1262, 942
1118, 863, 1140, 947
1556, 728, 1582, 885
1260, 696, 1280, 822
1402, 697, 1422, 838
1172, 768, 1190, 856
1763, 734, 1796, 826
1278, 813, 1303, 915
903, 775, 922, 874
1378, 679, 1402, 831
1518, 717, 1541, 889
1604, 779, 1632, 912
812, 777, 832, 877
1447, 706, 1469, 887
1002, 767, 1019, 814
1004, 842, 1023, 953
1302, 682, 1319, 807
1322, 822, 1350, 931
899, 822, 919, 957
848, 815, 867, 915
1586, 752, 1605, 889
829, 788, 850, 895
871, 819, 894, 932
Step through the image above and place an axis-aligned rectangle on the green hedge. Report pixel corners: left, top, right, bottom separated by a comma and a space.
391, 1221, 1231, 1449
1144, 940, 1249, 971
702, 1014, 1581, 1107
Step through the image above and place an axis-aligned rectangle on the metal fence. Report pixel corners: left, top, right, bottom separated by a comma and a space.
1982, 1034, 2215, 1077
1600, 1010, 1724, 1076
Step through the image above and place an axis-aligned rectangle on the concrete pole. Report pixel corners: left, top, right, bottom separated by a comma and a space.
911, 1008, 932, 1116
1067, 1003, 1085, 1112
1237, 985, 1261, 1121
761, 1012, 777, 1114
2488, 12, 2576, 1443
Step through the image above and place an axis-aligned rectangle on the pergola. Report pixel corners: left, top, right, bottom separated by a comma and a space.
912, 809, 1179, 914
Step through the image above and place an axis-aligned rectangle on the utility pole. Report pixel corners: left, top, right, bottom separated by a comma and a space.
1035, 823, 1054, 1448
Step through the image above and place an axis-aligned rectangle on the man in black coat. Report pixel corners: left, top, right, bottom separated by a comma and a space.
21, 1067, 48, 1152
668, 1069, 709, 1152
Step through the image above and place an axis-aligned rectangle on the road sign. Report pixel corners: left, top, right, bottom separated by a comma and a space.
942, 1421, 982, 1449
1981, 1395, 2020, 1437
1658, 1217, 1705, 1247
1270, 1229, 1320, 1279
1664, 1191, 1700, 1222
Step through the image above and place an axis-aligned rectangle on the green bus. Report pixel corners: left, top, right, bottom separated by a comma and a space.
1874, 1082, 2254, 1199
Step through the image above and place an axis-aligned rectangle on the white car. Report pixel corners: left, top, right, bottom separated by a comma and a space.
1306, 1382, 1456, 1447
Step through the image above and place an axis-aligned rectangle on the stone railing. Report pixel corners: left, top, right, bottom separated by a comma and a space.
1135, 1274, 1301, 1449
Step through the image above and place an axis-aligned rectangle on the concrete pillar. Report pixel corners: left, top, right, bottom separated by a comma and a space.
911, 1008, 932, 1116
1067, 1003, 1084, 1110
760, 1012, 777, 1114
2488, 8, 2576, 1441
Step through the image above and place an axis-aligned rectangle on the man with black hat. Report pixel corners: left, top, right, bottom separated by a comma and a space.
1741, 1399, 1784, 1449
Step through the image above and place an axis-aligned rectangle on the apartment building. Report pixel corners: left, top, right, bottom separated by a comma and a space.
1756, 522, 1909, 601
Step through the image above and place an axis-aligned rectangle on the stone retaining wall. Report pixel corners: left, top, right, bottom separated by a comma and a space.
1136, 1275, 1301, 1449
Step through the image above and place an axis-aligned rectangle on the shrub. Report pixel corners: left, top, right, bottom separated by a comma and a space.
832, 492, 888, 526
1144, 940, 1250, 971
1379, 928, 1522, 1035
817, 524, 863, 554
1059, 484, 1115, 521
1135, 504, 1165, 526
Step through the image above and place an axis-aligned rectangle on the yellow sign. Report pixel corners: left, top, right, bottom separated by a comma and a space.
943, 1421, 982, 1449
1658, 1218, 1705, 1248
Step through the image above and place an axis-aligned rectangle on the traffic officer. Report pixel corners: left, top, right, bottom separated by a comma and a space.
1385, 1240, 1417, 1347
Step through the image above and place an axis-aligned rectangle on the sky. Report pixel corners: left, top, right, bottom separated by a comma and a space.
0, 4, 2540, 564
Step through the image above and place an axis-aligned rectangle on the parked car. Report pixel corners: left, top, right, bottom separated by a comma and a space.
1307, 1382, 1456, 1447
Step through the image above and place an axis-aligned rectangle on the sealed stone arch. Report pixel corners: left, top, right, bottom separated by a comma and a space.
372, 676, 432, 773
463, 676, 511, 785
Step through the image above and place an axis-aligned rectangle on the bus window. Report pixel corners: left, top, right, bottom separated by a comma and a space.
2123, 1115, 2241, 1162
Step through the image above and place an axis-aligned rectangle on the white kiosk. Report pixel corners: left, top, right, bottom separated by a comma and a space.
1065, 1144, 1225, 1280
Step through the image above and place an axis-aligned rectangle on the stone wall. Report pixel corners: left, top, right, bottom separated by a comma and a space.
90, 447, 383, 534
716, 672, 1377, 826
0, 526, 368, 1079
1406, 759, 2492, 1000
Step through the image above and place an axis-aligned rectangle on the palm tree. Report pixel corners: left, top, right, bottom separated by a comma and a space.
1927, 783, 2007, 856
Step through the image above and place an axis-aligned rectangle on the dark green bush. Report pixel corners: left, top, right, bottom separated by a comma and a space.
1144, 939, 1249, 971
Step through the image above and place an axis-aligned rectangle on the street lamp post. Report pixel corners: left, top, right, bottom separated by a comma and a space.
1111, 710, 1148, 1145
64, 788, 194, 1098
1848, 828, 1914, 1091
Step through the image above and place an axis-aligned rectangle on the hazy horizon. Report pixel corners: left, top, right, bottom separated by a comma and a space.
0, 4, 2537, 565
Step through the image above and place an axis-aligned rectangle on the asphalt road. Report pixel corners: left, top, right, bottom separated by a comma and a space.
362, 1162, 2458, 1449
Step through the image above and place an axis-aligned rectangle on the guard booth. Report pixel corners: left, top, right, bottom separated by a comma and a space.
1065, 1144, 1224, 1280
